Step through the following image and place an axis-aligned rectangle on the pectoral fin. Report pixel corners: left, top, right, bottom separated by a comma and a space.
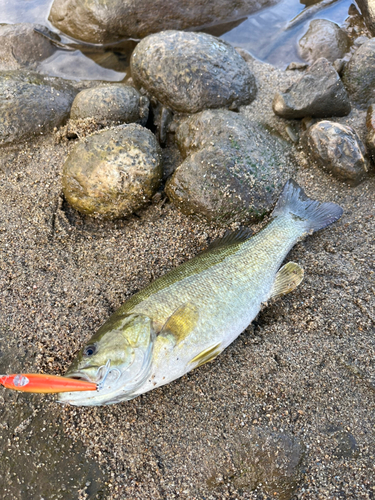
271, 262, 304, 299
159, 303, 199, 345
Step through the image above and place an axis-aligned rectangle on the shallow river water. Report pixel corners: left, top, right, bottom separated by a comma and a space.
1, 0, 353, 80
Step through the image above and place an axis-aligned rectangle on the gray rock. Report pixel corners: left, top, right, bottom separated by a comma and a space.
48, 0, 277, 44
342, 38, 375, 108
62, 124, 162, 218
130, 31, 257, 114
273, 58, 351, 119
0, 23, 57, 71
70, 85, 149, 125
207, 428, 305, 500
356, 0, 375, 36
0, 71, 77, 146
305, 120, 369, 186
298, 19, 350, 63
166, 109, 295, 224
366, 103, 375, 162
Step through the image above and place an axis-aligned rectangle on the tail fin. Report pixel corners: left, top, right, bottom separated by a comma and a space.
272, 179, 343, 233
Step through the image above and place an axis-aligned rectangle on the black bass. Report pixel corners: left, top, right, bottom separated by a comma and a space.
58, 180, 343, 406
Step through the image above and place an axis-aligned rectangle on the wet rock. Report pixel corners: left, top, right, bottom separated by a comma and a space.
356, 0, 375, 36
305, 120, 369, 185
0, 23, 57, 71
130, 31, 257, 114
207, 428, 305, 500
366, 104, 375, 162
166, 109, 295, 224
273, 58, 351, 119
0, 71, 77, 146
62, 124, 162, 218
70, 85, 149, 125
342, 38, 375, 108
298, 19, 350, 63
48, 0, 277, 44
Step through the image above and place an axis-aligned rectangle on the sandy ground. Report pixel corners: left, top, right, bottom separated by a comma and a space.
0, 60, 374, 500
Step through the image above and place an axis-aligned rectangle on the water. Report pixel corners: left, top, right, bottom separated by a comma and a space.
0, 0, 353, 80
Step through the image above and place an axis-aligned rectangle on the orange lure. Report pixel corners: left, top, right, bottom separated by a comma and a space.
0, 373, 97, 393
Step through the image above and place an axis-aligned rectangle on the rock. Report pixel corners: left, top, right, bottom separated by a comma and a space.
165, 109, 295, 224
342, 38, 375, 108
48, 0, 277, 44
273, 58, 351, 119
0, 71, 77, 146
62, 124, 162, 218
130, 31, 257, 114
305, 120, 369, 186
0, 23, 57, 71
356, 0, 375, 36
207, 428, 305, 500
366, 104, 375, 162
298, 19, 350, 63
70, 85, 149, 125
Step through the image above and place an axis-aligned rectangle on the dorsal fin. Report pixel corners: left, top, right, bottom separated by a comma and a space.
201, 227, 253, 254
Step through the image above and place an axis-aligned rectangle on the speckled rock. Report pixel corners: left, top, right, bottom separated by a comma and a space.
305, 120, 369, 185
0, 23, 57, 71
62, 124, 162, 218
48, 0, 277, 44
273, 58, 351, 119
166, 109, 295, 224
298, 19, 350, 63
0, 71, 76, 146
356, 0, 375, 36
365, 104, 375, 162
70, 85, 149, 125
342, 38, 375, 108
131, 31, 257, 114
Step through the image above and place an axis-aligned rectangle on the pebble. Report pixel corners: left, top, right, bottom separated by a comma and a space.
273, 58, 351, 119
62, 124, 162, 218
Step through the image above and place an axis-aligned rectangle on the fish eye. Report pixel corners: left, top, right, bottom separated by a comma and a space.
83, 344, 97, 357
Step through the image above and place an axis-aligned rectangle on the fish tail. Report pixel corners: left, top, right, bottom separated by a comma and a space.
272, 179, 343, 232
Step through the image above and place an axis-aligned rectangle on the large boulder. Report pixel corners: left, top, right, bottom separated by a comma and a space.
355, 0, 375, 36
131, 31, 257, 114
166, 109, 295, 224
0, 71, 76, 146
273, 58, 351, 119
70, 85, 149, 125
298, 20, 350, 64
62, 124, 162, 218
342, 38, 375, 108
48, 0, 278, 44
0, 23, 57, 71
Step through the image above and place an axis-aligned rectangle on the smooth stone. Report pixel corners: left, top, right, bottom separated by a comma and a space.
48, 0, 277, 44
356, 0, 375, 36
342, 38, 375, 108
0, 23, 57, 71
62, 124, 162, 218
166, 109, 295, 224
70, 85, 149, 125
207, 428, 304, 500
130, 31, 257, 114
365, 104, 375, 162
305, 120, 369, 186
273, 58, 351, 119
298, 19, 350, 63
0, 71, 76, 146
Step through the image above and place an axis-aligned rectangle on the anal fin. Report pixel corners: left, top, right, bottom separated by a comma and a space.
271, 262, 304, 299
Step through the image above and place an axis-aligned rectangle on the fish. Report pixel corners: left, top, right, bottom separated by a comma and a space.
58, 180, 343, 406
0, 373, 97, 393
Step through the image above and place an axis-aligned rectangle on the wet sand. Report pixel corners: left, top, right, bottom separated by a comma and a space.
0, 61, 374, 499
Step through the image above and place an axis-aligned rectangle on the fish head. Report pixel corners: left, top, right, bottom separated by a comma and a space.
57, 313, 155, 406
